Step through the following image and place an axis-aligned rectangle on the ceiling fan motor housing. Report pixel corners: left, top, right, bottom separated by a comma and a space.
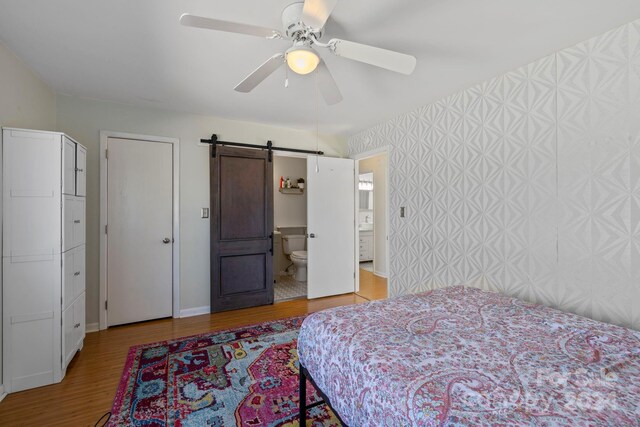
282, 2, 322, 40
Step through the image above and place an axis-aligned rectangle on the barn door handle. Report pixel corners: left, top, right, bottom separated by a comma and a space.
269, 233, 274, 255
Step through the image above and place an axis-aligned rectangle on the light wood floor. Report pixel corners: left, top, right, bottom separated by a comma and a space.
0, 274, 386, 426
357, 268, 388, 301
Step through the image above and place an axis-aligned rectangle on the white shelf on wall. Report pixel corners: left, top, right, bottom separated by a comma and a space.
279, 187, 304, 195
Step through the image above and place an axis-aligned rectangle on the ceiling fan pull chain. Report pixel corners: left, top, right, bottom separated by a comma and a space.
315, 67, 320, 173
285, 63, 289, 88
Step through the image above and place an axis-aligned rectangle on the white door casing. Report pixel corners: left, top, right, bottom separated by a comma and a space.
105, 137, 174, 326
306, 156, 356, 299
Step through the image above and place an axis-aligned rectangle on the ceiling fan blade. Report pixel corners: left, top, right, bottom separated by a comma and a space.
234, 53, 285, 93
301, 0, 338, 29
179, 13, 281, 38
316, 60, 343, 105
329, 38, 416, 75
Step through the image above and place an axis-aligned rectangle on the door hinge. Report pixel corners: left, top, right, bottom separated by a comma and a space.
354, 272, 356, 278
105, 149, 108, 159
105, 300, 108, 310
105, 224, 108, 234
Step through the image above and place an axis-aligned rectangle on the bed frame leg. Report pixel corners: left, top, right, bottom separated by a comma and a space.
299, 365, 307, 424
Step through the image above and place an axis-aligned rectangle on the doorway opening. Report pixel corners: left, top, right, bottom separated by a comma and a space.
355, 151, 389, 301
272, 153, 356, 302
273, 154, 308, 302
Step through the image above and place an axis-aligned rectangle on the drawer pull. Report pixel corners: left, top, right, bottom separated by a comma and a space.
74, 220, 81, 224
74, 271, 81, 276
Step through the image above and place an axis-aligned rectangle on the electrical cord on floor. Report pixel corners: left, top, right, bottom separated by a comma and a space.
94, 411, 111, 427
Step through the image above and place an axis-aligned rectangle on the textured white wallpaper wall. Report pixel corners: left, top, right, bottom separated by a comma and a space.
349, 19, 640, 330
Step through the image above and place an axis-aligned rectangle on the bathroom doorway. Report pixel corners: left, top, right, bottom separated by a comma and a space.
355, 150, 389, 301
272, 154, 308, 301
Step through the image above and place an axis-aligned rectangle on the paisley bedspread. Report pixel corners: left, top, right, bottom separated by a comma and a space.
297, 286, 640, 426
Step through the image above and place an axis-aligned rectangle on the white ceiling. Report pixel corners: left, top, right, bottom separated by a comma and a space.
1, 0, 639, 136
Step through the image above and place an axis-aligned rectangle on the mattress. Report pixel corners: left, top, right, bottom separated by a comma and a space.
297, 286, 640, 426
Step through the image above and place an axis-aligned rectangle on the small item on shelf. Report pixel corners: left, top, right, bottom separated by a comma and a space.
286, 177, 292, 188
280, 176, 284, 189
298, 178, 305, 189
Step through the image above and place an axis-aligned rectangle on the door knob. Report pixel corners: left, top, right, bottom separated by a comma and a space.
163, 238, 171, 244
309, 233, 316, 238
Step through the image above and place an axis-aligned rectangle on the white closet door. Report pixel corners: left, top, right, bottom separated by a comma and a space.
106, 137, 173, 326
63, 137, 76, 196
76, 145, 87, 196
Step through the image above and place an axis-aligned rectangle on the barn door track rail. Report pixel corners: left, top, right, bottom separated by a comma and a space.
201, 134, 324, 161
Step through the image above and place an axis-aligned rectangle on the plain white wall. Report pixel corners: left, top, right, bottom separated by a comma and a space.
0, 40, 57, 390
0, 41, 56, 130
55, 94, 347, 324
273, 156, 307, 229
359, 155, 387, 277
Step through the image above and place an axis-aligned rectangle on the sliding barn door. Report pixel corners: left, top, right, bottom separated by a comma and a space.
210, 146, 274, 312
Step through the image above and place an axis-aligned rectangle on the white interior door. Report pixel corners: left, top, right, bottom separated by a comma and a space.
106, 137, 173, 326
307, 156, 356, 299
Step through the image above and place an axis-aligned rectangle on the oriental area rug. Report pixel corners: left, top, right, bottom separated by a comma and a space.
108, 317, 340, 426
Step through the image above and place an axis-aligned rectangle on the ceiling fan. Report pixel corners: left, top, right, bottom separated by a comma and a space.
180, 0, 417, 105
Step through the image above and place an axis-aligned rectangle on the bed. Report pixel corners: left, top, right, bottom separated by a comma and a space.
297, 286, 640, 426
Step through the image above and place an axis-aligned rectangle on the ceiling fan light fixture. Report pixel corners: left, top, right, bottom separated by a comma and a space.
286, 46, 320, 75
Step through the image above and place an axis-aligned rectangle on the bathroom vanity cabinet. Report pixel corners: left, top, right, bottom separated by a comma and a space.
359, 230, 374, 262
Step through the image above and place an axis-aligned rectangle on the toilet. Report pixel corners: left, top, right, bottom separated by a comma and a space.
282, 234, 307, 282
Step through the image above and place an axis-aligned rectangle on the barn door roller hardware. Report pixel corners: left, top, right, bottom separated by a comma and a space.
200, 134, 324, 161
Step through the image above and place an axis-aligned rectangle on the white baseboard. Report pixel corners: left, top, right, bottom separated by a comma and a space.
86, 322, 100, 333
373, 270, 388, 278
0, 385, 6, 402
180, 306, 210, 318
